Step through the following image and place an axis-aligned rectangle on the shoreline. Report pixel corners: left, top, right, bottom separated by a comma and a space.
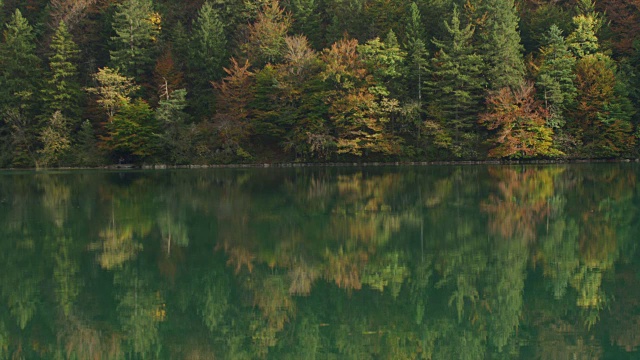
1, 158, 638, 171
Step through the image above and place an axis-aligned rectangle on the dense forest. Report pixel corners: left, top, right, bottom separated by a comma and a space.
0, 0, 639, 166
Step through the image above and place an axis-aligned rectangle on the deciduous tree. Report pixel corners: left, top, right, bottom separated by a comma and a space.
479, 82, 560, 158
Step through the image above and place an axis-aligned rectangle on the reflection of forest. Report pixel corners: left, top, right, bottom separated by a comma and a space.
0, 165, 637, 359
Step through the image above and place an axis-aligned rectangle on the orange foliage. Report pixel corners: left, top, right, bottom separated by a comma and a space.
479, 82, 559, 158
154, 48, 184, 101
212, 58, 255, 147
481, 167, 557, 242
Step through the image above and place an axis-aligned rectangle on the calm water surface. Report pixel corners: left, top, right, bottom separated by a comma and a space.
0, 164, 638, 359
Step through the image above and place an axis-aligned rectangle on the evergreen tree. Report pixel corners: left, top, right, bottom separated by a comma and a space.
404, 2, 429, 103
156, 88, 191, 163
110, 0, 161, 80
536, 25, 577, 129
288, 0, 322, 49
427, 6, 485, 158
566, 13, 600, 58
43, 21, 82, 122
74, 119, 102, 166
474, 0, 525, 90
0, 9, 42, 116
189, 1, 226, 116
0, 9, 42, 166
242, 0, 291, 68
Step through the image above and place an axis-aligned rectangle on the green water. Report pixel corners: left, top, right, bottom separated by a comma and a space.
0, 164, 638, 359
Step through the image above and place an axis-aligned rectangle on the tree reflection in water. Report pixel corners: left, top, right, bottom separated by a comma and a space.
0, 164, 637, 358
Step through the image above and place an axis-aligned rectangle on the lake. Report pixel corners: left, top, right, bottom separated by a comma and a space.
0, 164, 638, 359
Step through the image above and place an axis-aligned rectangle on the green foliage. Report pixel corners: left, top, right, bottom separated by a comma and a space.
242, 0, 292, 67
86, 67, 140, 119
74, 119, 103, 166
0, 9, 42, 116
473, 0, 525, 90
43, 21, 81, 121
156, 88, 192, 163
404, 2, 429, 103
536, 25, 577, 128
38, 111, 71, 167
102, 99, 160, 162
110, 0, 161, 80
571, 54, 635, 157
189, 2, 226, 115
426, 5, 485, 158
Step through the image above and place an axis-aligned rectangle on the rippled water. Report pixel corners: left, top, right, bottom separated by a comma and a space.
0, 164, 638, 359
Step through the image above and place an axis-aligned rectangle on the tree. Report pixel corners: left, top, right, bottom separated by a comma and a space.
38, 111, 71, 167
242, 0, 291, 67
479, 82, 561, 158
101, 99, 160, 162
48, 0, 96, 31
212, 58, 255, 159
287, 0, 322, 49
404, 2, 429, 103
74, 119, 102, 166
321, 38, 401, 156
110, 0, 161, 80
571, 54, 635, 157
43, 21, 82, 121
473, 0, 525, 90
0, 9, 42, 116
535, 25, 577, 129
567, 14, 600, 58
566, 0, 602, 59
426, 5, 485, 158
189, 1, 226, 115
86, 67, 140, 119
153, 47, 184, 102
156, 88, 191, 164
0, 9, 42, 166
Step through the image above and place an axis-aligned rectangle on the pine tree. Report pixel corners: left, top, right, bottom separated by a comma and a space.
110, 0, 161, 80
474, 0, 525, 90
427, 5, 485, 157
189, 1, 226, 116
536, 25, 577, 128
43, 21, 82, 122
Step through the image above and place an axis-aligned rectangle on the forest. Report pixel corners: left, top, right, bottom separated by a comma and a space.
0, 0, 639, 166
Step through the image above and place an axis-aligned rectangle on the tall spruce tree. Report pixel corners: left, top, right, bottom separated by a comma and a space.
189, 1, 226, 116
0, 9, 41, 115
0, 9, 42, 166
43, 21, 82, 122
474, 0, 525, 90
536, 25, 577, 128
404, 2, 429, 103
110, 0, 160, 80
427, 5, 485, 158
